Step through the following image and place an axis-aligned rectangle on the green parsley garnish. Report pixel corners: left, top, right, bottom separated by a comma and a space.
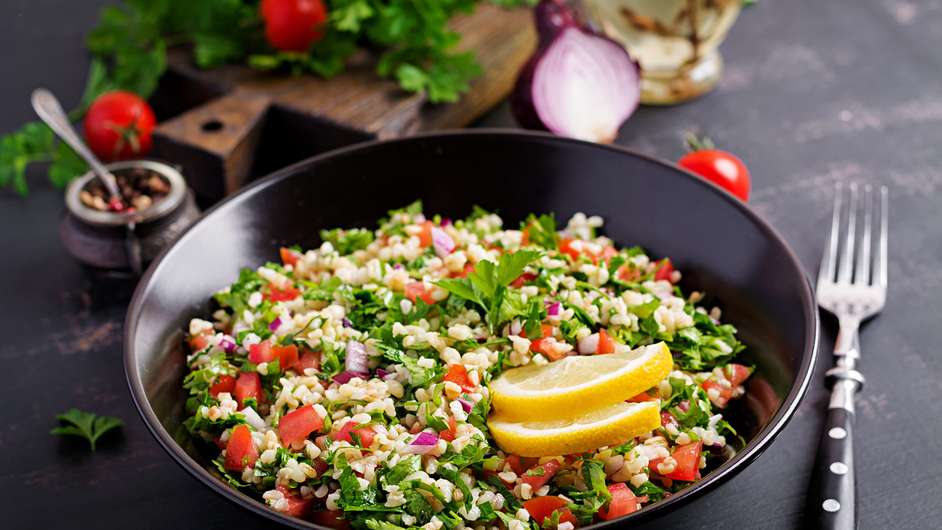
50, 408, 123, 451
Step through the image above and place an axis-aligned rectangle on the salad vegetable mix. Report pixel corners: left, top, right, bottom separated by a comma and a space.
183, 202, 753, 528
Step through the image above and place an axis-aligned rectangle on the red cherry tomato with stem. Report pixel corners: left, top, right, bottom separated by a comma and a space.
260, 0, 328, 52
84, 91, 156, 162
677, 134, 751, 202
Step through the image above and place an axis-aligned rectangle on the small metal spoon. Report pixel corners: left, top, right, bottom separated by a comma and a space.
31, 88, 126, 211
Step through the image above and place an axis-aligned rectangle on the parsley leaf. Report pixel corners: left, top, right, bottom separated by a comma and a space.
50, 409, 123, 451
521, 213, 558, 249
320, 227, 376, 255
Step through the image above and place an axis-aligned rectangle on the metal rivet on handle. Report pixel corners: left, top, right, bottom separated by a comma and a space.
828, 427, 847, 439
823, 499, 841, 512
830, 462, 848, 475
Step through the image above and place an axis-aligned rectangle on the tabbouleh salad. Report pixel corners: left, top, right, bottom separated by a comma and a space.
183, 202, 753, 529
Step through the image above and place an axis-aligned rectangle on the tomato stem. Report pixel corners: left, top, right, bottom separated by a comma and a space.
684, 132, 715, 152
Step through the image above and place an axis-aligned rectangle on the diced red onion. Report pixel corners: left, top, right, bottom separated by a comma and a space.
546, 301, 561, 317
268, 317, 282, 331
509, 319, 523, 336
240, 406, 266, 430
333, 370, 369, 384
511, 25, 641, 144
402, 431, 439, 454
458, 399, 473, 413
345, 340, 369, 374
219, 336, 236, 353
578, 333, 599, 354
393, 263, 404, 270
441, 218, 452, 226
342, 318, 353, 328
432, 226, 456, 258
375, 368, 389, 379
679, 400, 690, 413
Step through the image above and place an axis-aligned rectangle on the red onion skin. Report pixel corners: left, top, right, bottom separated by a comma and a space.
534, 0, 580, 46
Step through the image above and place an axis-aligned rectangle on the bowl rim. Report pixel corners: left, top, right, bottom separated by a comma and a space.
124, 129, 819, 529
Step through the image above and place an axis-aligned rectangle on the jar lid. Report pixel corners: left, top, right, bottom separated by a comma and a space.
64, 160, 188, 227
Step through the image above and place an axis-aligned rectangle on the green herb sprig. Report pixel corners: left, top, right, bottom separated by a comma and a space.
50, 408, 124, 451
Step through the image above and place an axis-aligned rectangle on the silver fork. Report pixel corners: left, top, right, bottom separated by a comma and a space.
809, 183, 888, 530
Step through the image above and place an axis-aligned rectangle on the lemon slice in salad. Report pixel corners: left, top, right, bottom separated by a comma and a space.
488, 401, 661, 457
489, 342, 673, 422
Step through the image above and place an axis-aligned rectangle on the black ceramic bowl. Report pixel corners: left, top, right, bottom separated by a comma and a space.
125, 130, 817, 529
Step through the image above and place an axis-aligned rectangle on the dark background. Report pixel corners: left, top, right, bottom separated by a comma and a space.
2, 0, 941, 528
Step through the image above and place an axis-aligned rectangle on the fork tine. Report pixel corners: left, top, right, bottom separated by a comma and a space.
875, 186, 888, 287
837, 183, 858, 283
818, 183, 843, 285
855, 185, 873, 285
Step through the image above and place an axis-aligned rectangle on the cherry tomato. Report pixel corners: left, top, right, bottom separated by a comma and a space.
83, 91, 156, 162
678, 145, 751, 201
260, 0, 328, 52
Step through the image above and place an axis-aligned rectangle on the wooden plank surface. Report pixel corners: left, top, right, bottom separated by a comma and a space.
153, 4, 537, 197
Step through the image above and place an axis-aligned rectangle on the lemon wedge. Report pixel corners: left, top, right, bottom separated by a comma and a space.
489, 401, 661, 457
489, 342, 673, 422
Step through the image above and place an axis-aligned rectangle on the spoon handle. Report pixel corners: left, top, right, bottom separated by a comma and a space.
30, 88, 122, 199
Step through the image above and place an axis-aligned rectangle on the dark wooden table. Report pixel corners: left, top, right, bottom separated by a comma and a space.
2, 1, 941, 528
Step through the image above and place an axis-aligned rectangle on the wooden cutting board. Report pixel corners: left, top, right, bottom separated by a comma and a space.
152, 5, 536, 200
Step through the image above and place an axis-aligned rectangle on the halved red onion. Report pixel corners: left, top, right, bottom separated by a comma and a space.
345, 340, 369, 374
512, 26, 640, 144
432, 226, 455, 258
268, 317, 282, 332
333, 370, 369, 384
577, 332, 599, 354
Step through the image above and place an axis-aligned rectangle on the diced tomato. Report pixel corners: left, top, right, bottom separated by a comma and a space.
279, 405, 324, 447
418, 221, 434, 248
598, 246, 618, 264
272, 344, 299, 369
309, 509, 350, 530
557, 509, 578, 527
627, 391, 659, 403
701, 379, 733, 408
188, 329, 213, 351
523, 496, 570, 525
558, 237, 581, 261
617, 264, 641, 282
597, 328, 615, 354
249, 340, 275, 364
209, 375, 236, 397
224, 424, 258, 471
521, 227, 530, 246
654, 258, 675, 282
521, 459, 561, 490
505, 454, 526, 475
726, 363, 752, 386
233, 371, 262, 408
296, 350, 321, 373
280, 247, 301, 267
452, 262, 475, 278
331, 422, 376, 448
404, 281, 436, 305
444, 364, 476, 392
439, 416, 458, 442
265, 283, 301, 302
276, 485, 313, 518
511, 272, 538, 288
598, 482, 639, 520
649, 442, 702, 482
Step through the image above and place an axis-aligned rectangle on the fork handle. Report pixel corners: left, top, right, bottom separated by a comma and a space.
809, 378, 861, 530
